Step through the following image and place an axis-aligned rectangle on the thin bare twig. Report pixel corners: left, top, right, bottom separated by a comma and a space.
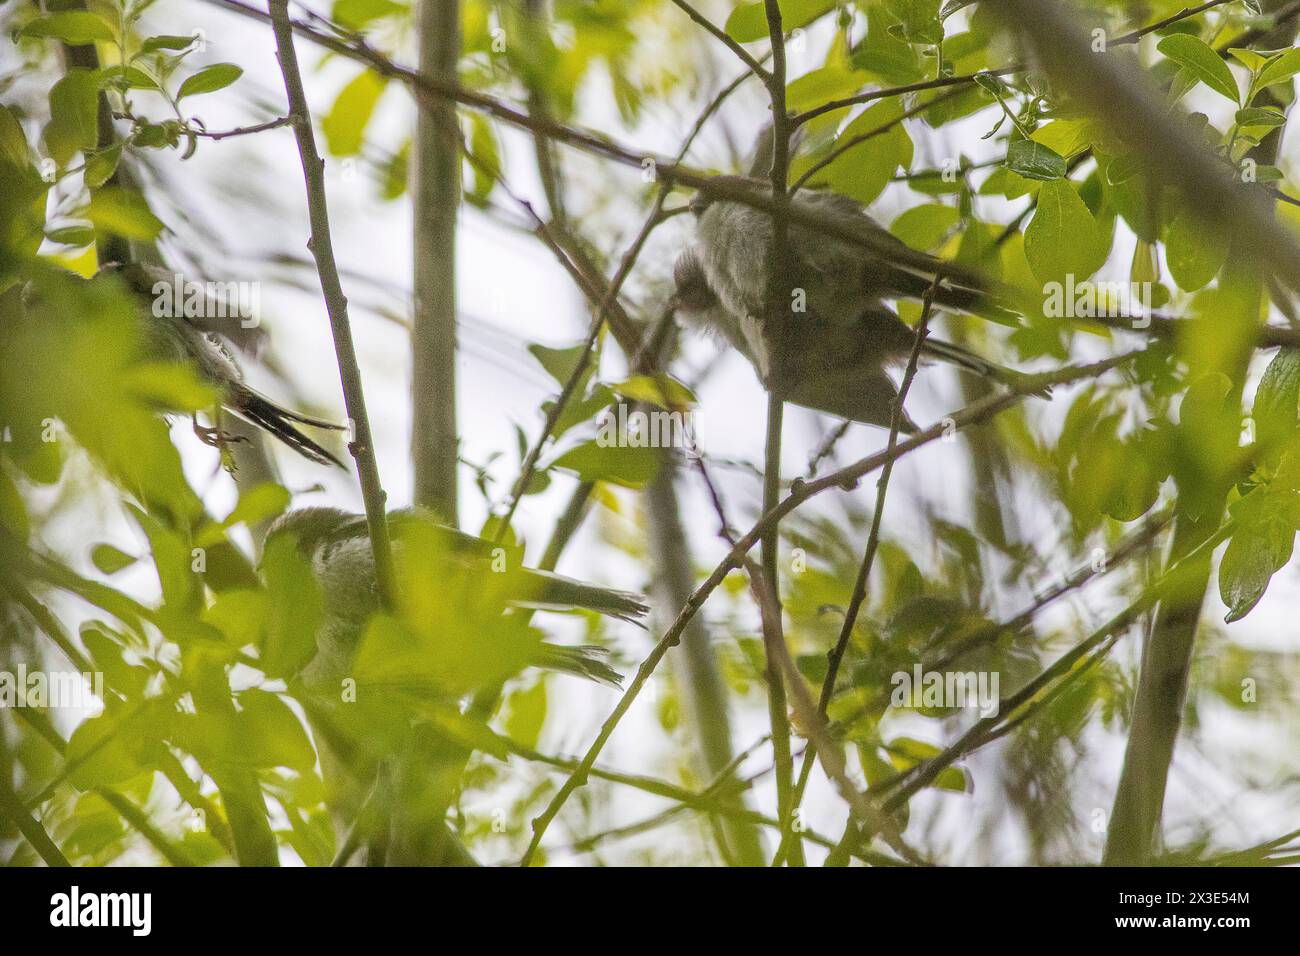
268, 0, 394, 601
775, 275, 940, 865
669, 0, 771, 82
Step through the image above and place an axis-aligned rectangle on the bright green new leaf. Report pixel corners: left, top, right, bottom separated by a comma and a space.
259, 534, 325, 678
890, 203, 960, 250
20, 12, 114, 44
610, 374, 697, 409
725, 0, 837, 43
87, 187, 164, 241
885, 737, 971, 793
177, 63, 243, 99
551, 440, 660, 488
821, 100, 914, 205
1219, 498, 1296, 622
0, 106, 28, 167
504, 679, 548, 751
237, 690, 317, 771
1255, 48, 1300, 91
1252, 348, 1300, 454
333, 0, 408, 29
323, 70, 387, 157
223, 483, 292, 531
884, 0, 943, 45
1157, 34, 1239, 103
66, 710, 154, 790
1165, 206, 1228, 291
1024, 179, 1108, 288
141, 35, 198, 52
91, 543, 138, 575
46, 69, 101, 163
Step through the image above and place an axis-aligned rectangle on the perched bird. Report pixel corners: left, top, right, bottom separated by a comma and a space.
673, 177, 1039, 431
116, 262, 347, 467
265, 506, 644, 691
263, 506, 646, 863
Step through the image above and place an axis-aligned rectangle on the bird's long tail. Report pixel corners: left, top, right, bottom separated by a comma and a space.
921, 338, 1052, 398
516, 568, 650, 624
227, 383, 347, 468
875, 262, 1021, 324
537, 644, 623, 687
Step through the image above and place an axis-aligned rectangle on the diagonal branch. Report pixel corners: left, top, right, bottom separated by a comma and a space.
268, 0, 395, 604
517, 351, 1140, 864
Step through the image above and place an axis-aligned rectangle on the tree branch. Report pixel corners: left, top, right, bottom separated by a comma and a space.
268, 0, 395, 603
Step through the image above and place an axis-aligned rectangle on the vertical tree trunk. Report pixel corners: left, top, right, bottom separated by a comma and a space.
645, 453, 767, 866
1104, 4, 1294, 864
411, 0, 461, 523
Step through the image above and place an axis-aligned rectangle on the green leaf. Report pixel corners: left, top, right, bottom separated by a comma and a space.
258, 534, 325, 677
45, 225, 97, 247
885, 737, 971, 793
1228, 48, 1269, 72
852, 5, 924, 84
890, 203, 960, 250
177, 63, 243, 99
0, 106, 29, 167
223, 483, 291, 531
87, 187, 164, 241
20, 12, 114, 44
1005, 139, 1065, 181
1235, 107, 1287, 129
884, 0, 943, 45
91, 543, 138, 575
1024, 179, 1107, 288
465, 113, 500, 203
815, 100, 913, 205
140, 34, 197, 52
380, 140, 409, 200
66, 711, 153, 790
1252, 349, 1300, 453
333, 0, 408, 29
551, 440, 660, 488
1219, 500, 1296, 622
503, 678, 548, 751
1157, 34, 1239, 104
1255, 48, 1300, 91
1165, 206, 1228, 291
322, 69, 387, 157
237, 690, 316, 771
46, 69, 101, 163
84, 143, 122, 189
609, 374, 697, 409
528, 341, 590, 386
204, 589, 268, 649
725, 0, 838, 43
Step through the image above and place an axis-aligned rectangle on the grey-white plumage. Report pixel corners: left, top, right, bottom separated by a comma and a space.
674, 178, 1040, 430
266, 507, 643, 691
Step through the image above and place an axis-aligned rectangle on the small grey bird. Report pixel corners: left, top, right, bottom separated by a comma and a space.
116, 262, 347, 467
266, 506, 644, 691
674, 177, 1038, 431
265, 507, 645, 862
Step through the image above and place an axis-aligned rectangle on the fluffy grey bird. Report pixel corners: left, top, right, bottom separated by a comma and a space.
674, 177, 1037, 431
265, 507, 645, 862
266, 506, 644, 691
117, 262, 347, 467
